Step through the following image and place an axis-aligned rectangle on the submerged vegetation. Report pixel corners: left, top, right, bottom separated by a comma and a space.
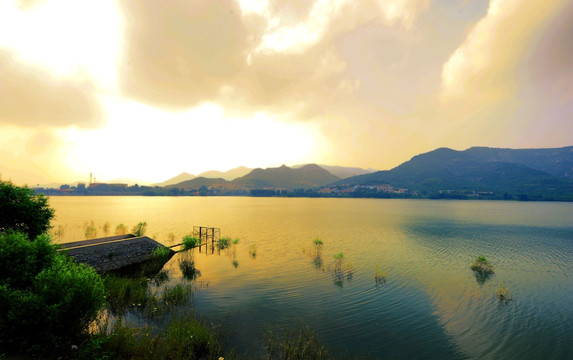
496, 281, 513, 304
115, 223, 128, 235
471, 255, 495, 275
374, 265, 387, 285
266, 327, 332, 360
182, 235, 201, 250
131, 221, 148, 237
471, 255, 495, 284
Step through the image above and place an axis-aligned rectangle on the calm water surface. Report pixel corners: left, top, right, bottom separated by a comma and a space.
49, 197, 573, 359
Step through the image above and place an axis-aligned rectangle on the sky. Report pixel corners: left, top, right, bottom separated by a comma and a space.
0, 0, 572, 185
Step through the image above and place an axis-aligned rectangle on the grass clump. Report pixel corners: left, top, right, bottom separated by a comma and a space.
374, 265, 387, 285
115, 223, 128, 235
79, 316, 224, 360
182, 235, 201, 250
249, 244, 257, 258
266, 327, 331, 360
496, 281, 513, 303
179, 255, 201, 281
84, 220, 97, 239
152, 246, 171, 262
216, 236, 232, 250
131, 221, 147, 237
471, 255, 495, 275
161, 284, 193, 305
102, 221, 111, 235
103, 274, 152, 314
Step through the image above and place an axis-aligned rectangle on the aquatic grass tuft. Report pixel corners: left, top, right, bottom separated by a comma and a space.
216, 236, 232, 250
179, 256, 201, 281
102, 221, 111, 235
152, 246, 171, 262
374, 265, 387, 285
266, 326, 331, 360
471, 255, 495, 275
249, 244, 257, 258
182, 235, 201, 250
161, 284, 193, 305
233, 237, 240, 244
84, 220, 97, 239
131, 221, 147, 237
115, 223, 128, 235
496, 281, 513, 303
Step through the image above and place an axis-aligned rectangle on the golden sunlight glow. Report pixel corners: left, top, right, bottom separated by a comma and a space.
254, 0, 350, 54
0, 0, 122, 88
63, 101, 319, 183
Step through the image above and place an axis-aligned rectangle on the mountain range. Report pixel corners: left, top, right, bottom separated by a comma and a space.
167, 164, 341, 190
162, 145, 573, 200
336, 146, 573, 199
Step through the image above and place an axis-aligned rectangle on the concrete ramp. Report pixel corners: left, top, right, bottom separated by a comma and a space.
62, 235, 172, 273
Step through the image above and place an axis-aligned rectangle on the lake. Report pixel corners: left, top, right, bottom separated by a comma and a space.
49, 196, 573, 359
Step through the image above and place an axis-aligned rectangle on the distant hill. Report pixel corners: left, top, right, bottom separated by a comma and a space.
293, 164, 376, 179
165, 177, 230, 189
464, 146, 573, 178
337, 147, 573, 200
155, 172, 195, 187
109, 177, 152, 186
197, 166, 252, 181
234, 164, 340, 189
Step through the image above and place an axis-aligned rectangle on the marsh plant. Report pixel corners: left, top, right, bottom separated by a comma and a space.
161, 284, 193, 305
179, 253, 201, 281
84, 220, 97, 239
496, 281, 513, 303
152, 246, 171, 262
131, 221, 148, 237
266, 327, 331, 360
471, 255, 495, 274
471, 255, 495, 284
331, 252, 353, 287
182, 235, 201, 250
249, 244, 257, 258
52, 224, 65, 240
374, 265, 387, 285
216, 236, 232, 250
115, 223, 128, 235
102, 221, 111, 236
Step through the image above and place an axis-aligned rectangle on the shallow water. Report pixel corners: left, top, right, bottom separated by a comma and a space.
49, 196, 573, 359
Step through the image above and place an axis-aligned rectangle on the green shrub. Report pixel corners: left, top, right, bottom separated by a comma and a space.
182, 235, 200, 250
470, 255, 495, 275
496, 281, 513, 303
131, 222, 147, 237
0, 179, 54, 240
216, 236, 231, 250
152, 246, 171, 262
0, 231, 105, 354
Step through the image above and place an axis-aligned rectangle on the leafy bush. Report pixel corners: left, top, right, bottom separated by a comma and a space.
152, 246, 171, 262
496, 281, 513, 303
182, 235, 200, 250
0, 231, 105, 354
216, 236, 231, 250
131, 221, 148, 237
470, 255, 495, 275
0, 179, 54, 239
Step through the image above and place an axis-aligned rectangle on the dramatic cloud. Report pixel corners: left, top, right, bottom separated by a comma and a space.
0, 51, 103, 128
1, 0, 571, 184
